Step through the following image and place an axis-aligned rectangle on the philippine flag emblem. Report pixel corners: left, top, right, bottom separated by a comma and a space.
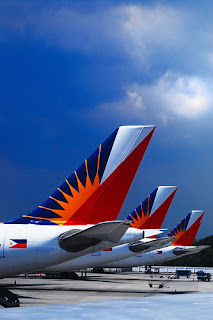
9, 239, 27, 249
157, 250, 162, 254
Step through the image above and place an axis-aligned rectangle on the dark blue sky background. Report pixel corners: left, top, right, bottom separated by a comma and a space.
0, 0, 213, 238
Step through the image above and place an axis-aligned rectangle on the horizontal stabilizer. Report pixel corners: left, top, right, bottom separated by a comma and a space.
59, 221, 129, 253
143, 229, 164, 238
129, 236, 173, 253
173, 245, 210, 256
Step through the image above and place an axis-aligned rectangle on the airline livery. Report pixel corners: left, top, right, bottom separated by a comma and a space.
0, 125, 156, 278
42, 186, 177, 273
6, 125, 155, 226
102, 210, 208, 268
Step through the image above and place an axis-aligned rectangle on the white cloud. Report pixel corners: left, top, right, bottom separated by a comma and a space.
1, 1, 213, 124
144, 72, 210, 118
120, 4, 184, 63
126, 90, 146, 110
100, 72, 211, 123
32, 3, 185, 62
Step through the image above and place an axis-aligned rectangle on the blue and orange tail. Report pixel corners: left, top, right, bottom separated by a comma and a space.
167, 210, 204, 246
125, 186, 177, 230
6, 125, 155, 225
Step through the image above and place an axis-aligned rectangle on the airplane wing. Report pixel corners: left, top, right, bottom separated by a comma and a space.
59, 221, 129, 253
129, 237, 173, 253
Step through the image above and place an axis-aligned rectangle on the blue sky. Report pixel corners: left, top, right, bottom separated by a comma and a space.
0, 0, 213, 238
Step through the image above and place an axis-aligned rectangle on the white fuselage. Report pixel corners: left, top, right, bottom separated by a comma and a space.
0, 224, 144, 278
43, 231, 164, 273
100, 245, 198, 268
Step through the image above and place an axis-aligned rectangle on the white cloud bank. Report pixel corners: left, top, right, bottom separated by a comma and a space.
120, 5, 184, 64
100, 72, 211, 123
0, 2, 212, 72
1, 1, 213, 124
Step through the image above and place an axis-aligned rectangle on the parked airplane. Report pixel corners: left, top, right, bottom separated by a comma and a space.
0, 125, 156, 278
102, 210, 208, 268
42, 186, 177, 274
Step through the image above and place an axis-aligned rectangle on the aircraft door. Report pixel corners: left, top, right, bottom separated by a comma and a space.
0, 230, 5, 258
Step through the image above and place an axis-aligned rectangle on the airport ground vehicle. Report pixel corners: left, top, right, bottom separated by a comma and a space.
197, 271, 211, 281
176, 269, 191, 278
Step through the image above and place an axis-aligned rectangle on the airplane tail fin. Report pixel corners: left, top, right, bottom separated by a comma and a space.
167, 210, 204, 246
125, 186, 177, 230
6, 125, 155, 225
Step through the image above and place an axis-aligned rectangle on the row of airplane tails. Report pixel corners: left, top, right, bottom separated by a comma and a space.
0, 125, 209, 279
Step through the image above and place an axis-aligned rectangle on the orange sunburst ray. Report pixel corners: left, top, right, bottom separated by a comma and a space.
171, 227, 186, 239
130, 197, 150, 229
24, 145, 102, 225
171, 223, 187, 245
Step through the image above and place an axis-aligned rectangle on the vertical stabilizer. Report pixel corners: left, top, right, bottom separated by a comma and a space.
6, 125, 155, 225
168, 210, 204, 246
126, 186, 177, 229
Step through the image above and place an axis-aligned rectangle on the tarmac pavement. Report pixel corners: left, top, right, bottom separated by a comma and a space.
0, 271, 213, 308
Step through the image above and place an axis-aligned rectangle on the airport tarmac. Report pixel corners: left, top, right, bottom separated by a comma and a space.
0, 271, 213, 308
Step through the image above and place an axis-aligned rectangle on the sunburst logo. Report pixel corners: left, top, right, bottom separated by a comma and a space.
170, 226, 186, 245
168, 216, 189, 245
24, 146, 102, 225
127, 195, 151, 229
